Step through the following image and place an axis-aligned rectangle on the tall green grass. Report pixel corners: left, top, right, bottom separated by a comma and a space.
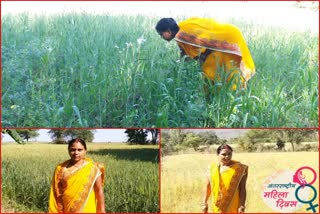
2, 143, 159, 212
2, 13, 318, 127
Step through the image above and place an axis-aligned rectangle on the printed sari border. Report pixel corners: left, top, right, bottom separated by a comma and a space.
175, 31, 242, 56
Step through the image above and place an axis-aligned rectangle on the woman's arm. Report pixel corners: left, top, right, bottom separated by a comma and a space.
48, 166, 62, 213
238, 168, 248, 213
177, 45, 193, 62
202, 176, 211, 213
199, 49, 212, 65
94, 175, 106, 213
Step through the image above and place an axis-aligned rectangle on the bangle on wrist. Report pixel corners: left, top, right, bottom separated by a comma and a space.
238, 205, 245, 210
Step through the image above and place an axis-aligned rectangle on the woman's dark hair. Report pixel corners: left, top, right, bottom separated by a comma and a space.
216, 144, 233, 155
155, 18, 179, 35
68, 138, 87, 150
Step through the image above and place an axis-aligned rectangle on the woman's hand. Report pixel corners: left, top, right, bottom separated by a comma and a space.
201, 203, 208, 213
238, 205, 245, 213
94, 176, 106, 213
202, 175, 211, 213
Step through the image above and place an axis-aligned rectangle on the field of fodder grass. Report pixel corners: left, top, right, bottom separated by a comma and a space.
2, 143, 159, 212
161, 151, 319, 212
2, 13, 318, 127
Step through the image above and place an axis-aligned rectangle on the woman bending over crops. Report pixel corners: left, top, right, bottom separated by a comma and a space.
49, 138, 105, 213
155, 17, 255, 90
202, 144, 248, 213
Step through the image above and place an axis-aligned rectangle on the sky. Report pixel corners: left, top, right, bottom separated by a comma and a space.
1, 129, 244, 143
1, 1, 318, 33
2, 129, 129, 143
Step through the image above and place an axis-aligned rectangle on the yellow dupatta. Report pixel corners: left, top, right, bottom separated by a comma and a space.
175, 17, 255, 84
210, 161, 247, 213
49, 157, 105, 213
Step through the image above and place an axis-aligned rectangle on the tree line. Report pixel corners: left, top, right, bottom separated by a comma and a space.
3, 129, 316, 150
162, 129, 318, 155
2, 129, 159, 145
125, 129, 159, 145
162, 130, 227, 154
234, 129, 317, 152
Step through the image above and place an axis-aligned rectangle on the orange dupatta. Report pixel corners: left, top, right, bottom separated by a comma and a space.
175, 17, 255, 83
49, 157, 105, 213
210, 161, 247, 213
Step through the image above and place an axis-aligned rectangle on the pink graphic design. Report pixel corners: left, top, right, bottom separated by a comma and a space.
292, 166, 317, 186
262, 166, 318, 212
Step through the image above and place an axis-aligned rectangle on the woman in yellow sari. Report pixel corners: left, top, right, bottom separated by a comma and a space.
202, 144, 248, 213
49, 138, 105, 213
155, 17, 255, 90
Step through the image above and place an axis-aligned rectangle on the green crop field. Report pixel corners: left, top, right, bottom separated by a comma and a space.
1, 143, 159, 212
161, 151, 319, 213
2, 13, 318, 128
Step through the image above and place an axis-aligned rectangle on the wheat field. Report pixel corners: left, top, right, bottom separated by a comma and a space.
161, 151, 318, 213
2, 143, 159, 212
2, 12, 318, 128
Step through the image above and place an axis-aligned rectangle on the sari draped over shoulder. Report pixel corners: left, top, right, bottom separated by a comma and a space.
49, 157, 105, 213
209, 161, 248, 213
175, 17, 255, 85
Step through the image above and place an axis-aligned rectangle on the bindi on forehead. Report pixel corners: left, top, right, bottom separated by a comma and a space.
70, 148, 84, 151
69, 142, 85, 149
220, 149, 232, 155
221, 148, 231, 152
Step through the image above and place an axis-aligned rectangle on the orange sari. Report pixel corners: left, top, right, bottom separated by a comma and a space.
49, 157, 105, 213
175, 17, 255, 89
209, 161, 247, 213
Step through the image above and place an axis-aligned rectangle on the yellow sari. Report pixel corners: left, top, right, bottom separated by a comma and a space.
49, 157, 105, 213
209, 161, 247, 213
175, 17, 255, 88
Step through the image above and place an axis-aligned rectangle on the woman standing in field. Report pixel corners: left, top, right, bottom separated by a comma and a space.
155, 17, 255, 90
202, 144, 248, 213
49, 138, 106, 213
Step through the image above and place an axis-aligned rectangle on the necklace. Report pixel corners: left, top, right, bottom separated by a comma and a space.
219, 165, 230, 173
67, 160, 85, 168
62, 160, 85, 178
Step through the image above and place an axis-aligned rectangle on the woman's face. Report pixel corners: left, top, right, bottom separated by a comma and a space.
68, 142, 86, 163
218, 148, 232, 165
160, 31, 174, 41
